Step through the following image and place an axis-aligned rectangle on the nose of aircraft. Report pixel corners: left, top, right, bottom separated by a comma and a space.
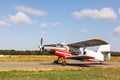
41, 46, 45, 51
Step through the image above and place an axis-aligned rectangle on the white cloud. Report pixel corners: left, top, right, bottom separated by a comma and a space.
41, 31, 47, 35
71, 8, 117, 20
40, 22, 61, 28
9, 12, 33, 24
16, 5, 47, 16
0, 20, 10, 26
80, 29, 88, 34
51, 22, 61, 27
40, 23, 47, 28
113, 26, 120, 35
119, 8, 120, 14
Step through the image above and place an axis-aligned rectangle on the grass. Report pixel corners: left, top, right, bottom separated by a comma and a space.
0, 55, 120, 62
0, 55, 57, 62
109, 56, 120, 62
0, 67, 119, 80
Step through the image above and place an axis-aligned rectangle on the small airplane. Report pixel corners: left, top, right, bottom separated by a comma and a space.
39, 38, 111, 66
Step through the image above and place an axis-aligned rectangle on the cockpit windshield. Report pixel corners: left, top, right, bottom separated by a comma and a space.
56, 44, 64, 48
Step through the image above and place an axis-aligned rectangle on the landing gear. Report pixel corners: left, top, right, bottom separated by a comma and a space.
53, 57, 61, 64
62, 57, 66, 66
53, 57, 67, 66
62, 61, 66, 66
53, 60, 58, 64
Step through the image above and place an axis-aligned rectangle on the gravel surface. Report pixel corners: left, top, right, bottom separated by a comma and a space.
0, 62, 120, 68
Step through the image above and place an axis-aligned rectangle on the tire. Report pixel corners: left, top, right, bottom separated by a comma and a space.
62, 62, 66, 66
53, 60, 58, 64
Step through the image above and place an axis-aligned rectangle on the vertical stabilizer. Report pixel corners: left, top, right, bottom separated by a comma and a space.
97, 44, 111, 60
98, 44, 110, 52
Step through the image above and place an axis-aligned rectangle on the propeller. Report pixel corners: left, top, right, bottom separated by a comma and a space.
41, 38, 43, 46
39, 38, 44, 52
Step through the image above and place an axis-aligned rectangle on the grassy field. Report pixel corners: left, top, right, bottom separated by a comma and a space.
109, 56, 120, 62
0, 67, 119, 80
0, 55, 57, 62
0, 55, 120, 62
0, 55, 119, 80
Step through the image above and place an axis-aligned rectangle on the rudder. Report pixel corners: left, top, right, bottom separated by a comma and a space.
97, 44, 111, 60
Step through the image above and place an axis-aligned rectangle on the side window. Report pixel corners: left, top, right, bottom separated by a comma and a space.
63, 46, 69, 51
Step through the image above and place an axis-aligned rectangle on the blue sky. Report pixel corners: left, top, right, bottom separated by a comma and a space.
0, 0, 120, 51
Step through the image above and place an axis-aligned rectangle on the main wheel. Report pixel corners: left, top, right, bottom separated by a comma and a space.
62, 62, 66, 66
53, 60, 58, 64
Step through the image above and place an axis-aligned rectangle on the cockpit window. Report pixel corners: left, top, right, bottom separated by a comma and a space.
56, 44, 64, 48
44, 44, 56, 47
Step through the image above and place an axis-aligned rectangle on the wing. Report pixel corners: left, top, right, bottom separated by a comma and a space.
68, 39, 108, 48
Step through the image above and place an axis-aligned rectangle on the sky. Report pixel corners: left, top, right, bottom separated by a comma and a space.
0, 0, 120, 51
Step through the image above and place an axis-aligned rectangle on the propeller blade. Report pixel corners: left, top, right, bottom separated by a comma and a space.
41, 38, 43, 46
39, 38, 44, 52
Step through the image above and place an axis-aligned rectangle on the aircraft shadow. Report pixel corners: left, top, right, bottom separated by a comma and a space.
66, 62, 109, 67
41, 62, 110, 67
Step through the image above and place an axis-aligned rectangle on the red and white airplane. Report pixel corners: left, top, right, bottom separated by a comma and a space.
39, 38, 110, 66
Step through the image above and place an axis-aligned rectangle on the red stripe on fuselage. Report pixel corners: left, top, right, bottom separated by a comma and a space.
55, 49, 71, 57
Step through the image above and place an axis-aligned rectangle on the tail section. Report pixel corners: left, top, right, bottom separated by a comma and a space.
97, 44, 111, 61
98, 44, 110, 52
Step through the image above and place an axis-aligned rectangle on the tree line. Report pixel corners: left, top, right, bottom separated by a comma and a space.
0, 50, 49, 55
110, 52, 120, 56
0, 50, 119, 56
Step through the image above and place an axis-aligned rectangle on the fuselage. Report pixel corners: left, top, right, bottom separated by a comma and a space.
43, 44, 80, 55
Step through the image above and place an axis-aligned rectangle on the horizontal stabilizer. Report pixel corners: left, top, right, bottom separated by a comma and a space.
101, 51, 111, 54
